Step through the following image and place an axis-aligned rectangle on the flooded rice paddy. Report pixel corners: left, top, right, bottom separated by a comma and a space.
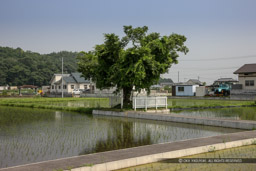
0, 106, 241, 168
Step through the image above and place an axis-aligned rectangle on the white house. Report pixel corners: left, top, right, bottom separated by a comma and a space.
50, 73, 92, 94
233, 64, 256, 90
174, 84, 199, 96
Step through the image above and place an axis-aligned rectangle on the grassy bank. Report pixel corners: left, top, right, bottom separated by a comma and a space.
167, 99, 256, 109
0, 97, 255, 113
0, 97, 109, 114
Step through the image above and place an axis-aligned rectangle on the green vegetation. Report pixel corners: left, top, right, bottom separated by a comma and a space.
0, 97, 109, 114
0, 46, 77, 86
82, 163, 94, 167
0, 89, 37, 97
0, 97, 254, 114
77, 25, 188, 105
117, 144, 256, 171
167, 99, 255, 109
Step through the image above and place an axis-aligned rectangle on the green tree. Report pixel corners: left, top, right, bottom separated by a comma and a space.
77, 26, 188, 105
0, 46, 78, 86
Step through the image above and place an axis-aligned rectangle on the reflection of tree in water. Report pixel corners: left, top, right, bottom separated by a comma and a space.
79, 121, 152, 155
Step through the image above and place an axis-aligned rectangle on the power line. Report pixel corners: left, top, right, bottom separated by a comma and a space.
180, 55, 256, 61
170, 66, 239, 71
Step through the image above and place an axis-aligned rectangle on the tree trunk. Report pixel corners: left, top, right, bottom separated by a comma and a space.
123, 87, 132, 107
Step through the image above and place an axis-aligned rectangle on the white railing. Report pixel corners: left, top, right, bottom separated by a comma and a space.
132, 96, 168, 111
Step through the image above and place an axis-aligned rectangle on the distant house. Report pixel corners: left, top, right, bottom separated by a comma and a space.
172, 84, 199, 96
0, 85, 9, 91
158, 78, 174, 87
231, 64, 256, 100
186, 79, 202, 85
50, 73, 92, 94
233, 64, 256, 90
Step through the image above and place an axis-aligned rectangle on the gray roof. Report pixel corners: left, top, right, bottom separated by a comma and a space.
53, 73, 90, 84
234, 64, 256, 74
71, 73, 90, 83
54, 76, 76, 85
63, 76, 76, 83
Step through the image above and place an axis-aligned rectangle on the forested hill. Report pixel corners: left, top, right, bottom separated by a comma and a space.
0, 46, 78, 86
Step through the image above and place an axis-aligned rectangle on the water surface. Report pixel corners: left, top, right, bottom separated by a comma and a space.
0, 106, 241, 168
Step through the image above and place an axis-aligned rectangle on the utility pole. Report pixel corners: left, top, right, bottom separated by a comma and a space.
198, 76, 200, 81
178, 71, 179, 83
61, 57, 64, 98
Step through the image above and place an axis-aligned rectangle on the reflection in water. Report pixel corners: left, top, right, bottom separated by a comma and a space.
0, 106, 241, 168
80, 122, 152, 155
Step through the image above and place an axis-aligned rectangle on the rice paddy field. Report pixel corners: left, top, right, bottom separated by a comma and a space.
167, 98, 255, 109
0, 97, 255, 169
174, 107, 256, 121
0, 97, 254, 111
117, 144, 256, 171
0, 106, 241, 168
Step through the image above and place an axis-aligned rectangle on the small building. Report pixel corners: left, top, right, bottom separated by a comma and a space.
50, 73, 92, 94
10, 86, 18, 90
233, 64, 256, 90
0, 85, 9, 91
173, 84, 199, 96
231, 64, 256, 100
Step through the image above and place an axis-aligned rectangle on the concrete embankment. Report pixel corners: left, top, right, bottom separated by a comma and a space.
1, 131, 255, 171
93, 110, 256, 130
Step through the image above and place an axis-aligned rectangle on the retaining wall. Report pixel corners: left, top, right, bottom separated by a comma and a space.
93, 110, 256, 130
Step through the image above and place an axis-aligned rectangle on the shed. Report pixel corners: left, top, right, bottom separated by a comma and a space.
174, 85, 199, 96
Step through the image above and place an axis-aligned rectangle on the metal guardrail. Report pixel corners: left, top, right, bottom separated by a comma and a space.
132, 96, 167, 111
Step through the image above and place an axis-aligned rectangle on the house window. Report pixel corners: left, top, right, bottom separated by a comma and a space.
84, 85, 88, 89
71, 85, 74, 89
178, 87, 184, 92
59, 86, 61, 89
63, 85, 67, 89
52, 85, 54, 89
245, 80, 254, 86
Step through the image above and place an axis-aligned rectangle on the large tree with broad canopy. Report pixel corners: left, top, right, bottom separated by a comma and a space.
77, 26, 188, 106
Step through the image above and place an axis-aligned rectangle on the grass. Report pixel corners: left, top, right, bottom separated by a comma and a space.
167, 99, 256, 110
0, 97, 109, 114
0, 97, 255, 114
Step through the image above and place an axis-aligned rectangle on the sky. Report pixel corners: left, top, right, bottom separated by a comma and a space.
1, 0, 256, 84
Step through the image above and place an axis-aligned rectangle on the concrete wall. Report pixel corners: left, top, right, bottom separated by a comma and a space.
196, 86, 207, 96
93, 110, 256, 130
231, 89, 256, 100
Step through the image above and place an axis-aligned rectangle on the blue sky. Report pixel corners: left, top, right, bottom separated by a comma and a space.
1, 0, 256, 84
